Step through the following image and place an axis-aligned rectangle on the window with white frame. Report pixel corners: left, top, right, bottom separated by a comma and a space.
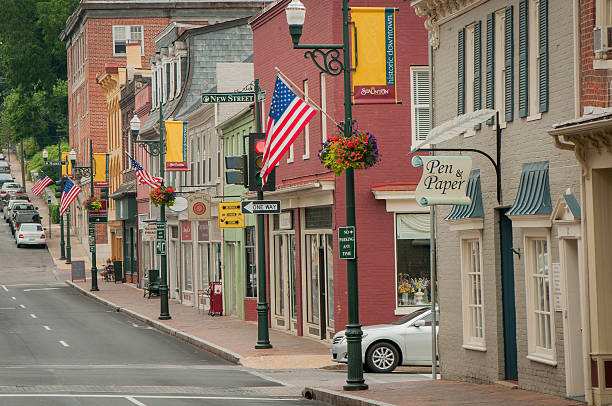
112, 25, 143, 56
410, 66, 431, 147
596, 0, 612, 26
494, 9, 506, 123
524, 232, 556, 363
396, 214, 431, 307
461, 235, 485, 349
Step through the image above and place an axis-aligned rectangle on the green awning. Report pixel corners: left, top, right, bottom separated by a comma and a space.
445, 169, 484, 220
507, 161, 552, 216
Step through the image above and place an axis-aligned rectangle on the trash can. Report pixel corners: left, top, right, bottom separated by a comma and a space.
208, 281, 223, 316
113, 260, 123, 284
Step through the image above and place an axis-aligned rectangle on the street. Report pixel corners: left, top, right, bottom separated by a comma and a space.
0, 219, 326, 405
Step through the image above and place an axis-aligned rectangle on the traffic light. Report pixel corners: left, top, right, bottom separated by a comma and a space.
225, 155, 247, 186
248, 132, 275, 191
54, 178, 64, 199
100, 187, 109, 201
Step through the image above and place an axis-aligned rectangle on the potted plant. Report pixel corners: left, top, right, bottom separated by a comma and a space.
318, 130, 380, 176
85, 197, 102, 211
149, 185, 175, 207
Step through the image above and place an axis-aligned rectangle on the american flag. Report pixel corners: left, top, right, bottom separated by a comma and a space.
31, 173, 53, 196
129, 155, 163, 188
261, 76, 317, 185
59, 177, 81, 216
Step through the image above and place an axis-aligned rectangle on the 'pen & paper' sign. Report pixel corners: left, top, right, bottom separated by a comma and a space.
412, 156, 472, 206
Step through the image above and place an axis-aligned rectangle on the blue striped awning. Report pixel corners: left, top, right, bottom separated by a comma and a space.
445, 169, 484, 220
507, 161, 552, 216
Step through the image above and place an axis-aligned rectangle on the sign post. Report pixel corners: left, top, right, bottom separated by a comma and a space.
338, 226, 356, 260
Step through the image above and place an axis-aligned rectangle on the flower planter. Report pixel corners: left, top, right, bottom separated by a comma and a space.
149, 186, 175, 208
319, 131, 380, 176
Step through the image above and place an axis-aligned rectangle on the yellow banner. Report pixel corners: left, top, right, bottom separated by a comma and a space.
351, 7, 398, 104
165, 121, 188, 171
93, 153, 108, 185
61, 152, 72, 176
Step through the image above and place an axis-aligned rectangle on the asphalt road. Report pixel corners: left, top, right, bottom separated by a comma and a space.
0, 216, 326, 405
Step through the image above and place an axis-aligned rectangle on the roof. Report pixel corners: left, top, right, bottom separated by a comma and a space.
506, 161, 552, 217
110, 180, 137, 200
563, 193, 581, 219
445, 169, 484, 221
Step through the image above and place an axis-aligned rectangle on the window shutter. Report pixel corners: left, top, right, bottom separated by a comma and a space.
504, 6, 514, 122
539, 0, 549, 113
518, 0, 528, 118
474, 21, 482, 130
486, 13, 495, 125
458, 28, 465, 116
412, 69, 431, 142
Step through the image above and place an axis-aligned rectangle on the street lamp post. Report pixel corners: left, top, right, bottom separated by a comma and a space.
70, 140, 99, 291
133, 107, 171, 320
44, 142, 66, 259
285, 0, 367, 391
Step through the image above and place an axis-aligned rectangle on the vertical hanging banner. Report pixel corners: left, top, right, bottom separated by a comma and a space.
351, 7, 398, 105
165, 121, 188, 171
61, 152, 72, 176
412, 156, 473, 206
93, 153, 109, 187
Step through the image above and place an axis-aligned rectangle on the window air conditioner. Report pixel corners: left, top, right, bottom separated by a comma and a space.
594, 26, 612, 53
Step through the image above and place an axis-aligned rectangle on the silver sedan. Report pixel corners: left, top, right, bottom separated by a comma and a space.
330, 307, 438, 373
15, 223, 46, 248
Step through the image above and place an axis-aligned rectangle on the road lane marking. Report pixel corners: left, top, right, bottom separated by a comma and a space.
43, 326, 51, 331
23, 287, 61, 292
10, 297, 15, 300
2, 285, 7, 292
126, 397, 148, 406
59, 341, 69, 347
19, 304, 25, 309
30, 314, 37, 319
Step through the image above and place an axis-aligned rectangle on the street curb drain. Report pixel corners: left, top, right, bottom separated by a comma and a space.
303, 387, 396, 406
65, 281, 243, 365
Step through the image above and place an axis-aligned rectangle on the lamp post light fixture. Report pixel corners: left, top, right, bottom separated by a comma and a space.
285, 0, 368, 391
42, 149, 49, 161
70, 141, 99, 291
133, 108, 171, 320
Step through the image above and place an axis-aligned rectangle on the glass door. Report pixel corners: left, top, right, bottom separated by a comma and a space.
272, 233, 297, 332
304, 233, 333, 339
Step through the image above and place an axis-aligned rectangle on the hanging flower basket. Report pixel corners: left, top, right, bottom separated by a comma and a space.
318, 131, 380, 176
149, 186, 175, 207
85, 197, 102, 211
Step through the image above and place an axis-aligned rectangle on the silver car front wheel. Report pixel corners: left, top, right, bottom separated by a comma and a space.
366, 342, 399, 373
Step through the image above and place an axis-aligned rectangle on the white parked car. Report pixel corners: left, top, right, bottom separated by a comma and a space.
330, 307, 438, 373
15, 223, 46, 248
4, 199, 29, 221
0, 182, 21, 198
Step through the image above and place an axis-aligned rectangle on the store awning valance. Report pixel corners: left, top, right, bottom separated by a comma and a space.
445, 169, 484, 221
507, 161, 552, 216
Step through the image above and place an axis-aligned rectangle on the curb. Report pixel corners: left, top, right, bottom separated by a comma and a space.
65, 280, 243, 365
303, 387, 396, 406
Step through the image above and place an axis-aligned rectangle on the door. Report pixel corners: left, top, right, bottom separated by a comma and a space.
402, 311, 438, 364
499, 211, 518, 380
130, 227, 137, 281
561, 238, 585, 397
304, 233, 333, 339
272, 234, 297, 332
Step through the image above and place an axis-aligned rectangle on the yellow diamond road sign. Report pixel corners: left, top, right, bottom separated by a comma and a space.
218, 202, 245, 229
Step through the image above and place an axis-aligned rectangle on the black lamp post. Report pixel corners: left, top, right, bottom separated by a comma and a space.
285, 0, 367, 391
43, 143, 66, 260
133, 107, 171, 320
70, 141, 99, 291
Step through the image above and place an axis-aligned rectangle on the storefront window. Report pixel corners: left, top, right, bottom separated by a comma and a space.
183, 243, 193, 291
396, 214, 431, 307
245, 227, 257, 298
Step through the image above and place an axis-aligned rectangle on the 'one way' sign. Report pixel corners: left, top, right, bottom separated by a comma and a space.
240, 200, 281, 214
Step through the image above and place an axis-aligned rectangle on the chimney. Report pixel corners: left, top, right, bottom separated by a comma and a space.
126, 40, 142, 69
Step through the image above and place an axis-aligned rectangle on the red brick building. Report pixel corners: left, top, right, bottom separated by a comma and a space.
250, 0, 428, 340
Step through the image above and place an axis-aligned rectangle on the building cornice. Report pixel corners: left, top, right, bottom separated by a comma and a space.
249, 0, 287, 30
411, 0, 484, 49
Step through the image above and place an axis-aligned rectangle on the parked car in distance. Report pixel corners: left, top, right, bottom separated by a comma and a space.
10, 212, 42, 236
15, 223, 46, 248
4, 199, 29, 221
0, 161, 10, 173
0, 174, 14, 187
0, 182, 21, 199
10, 202, 37, 218
0, 153, 5, 160
330, 307, 439, 373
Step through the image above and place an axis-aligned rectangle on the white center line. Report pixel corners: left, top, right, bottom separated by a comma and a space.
30, 314, 37, 319
2, 285, 7, 292
10, 297, 16, 300
43, 326, 51, 331
126, 397, 148, 406
19, 304, 26, 309
59, 341, 69, 347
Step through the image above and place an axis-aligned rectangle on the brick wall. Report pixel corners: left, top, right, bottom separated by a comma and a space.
581, 0, 612, 109
431, 0, 580, 397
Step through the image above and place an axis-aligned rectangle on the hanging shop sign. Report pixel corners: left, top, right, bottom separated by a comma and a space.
93, 153, 109, 187
142, 224, 157, 241
165, 121, 188, 171
412, 155, 472, 206
181, 220, 192, 242
61, 152, 72, 176
88, 200, 108, 223
351, 7, 399, 105
188, 192, 212, 221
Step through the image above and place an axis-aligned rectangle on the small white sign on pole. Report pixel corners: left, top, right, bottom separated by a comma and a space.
142, 224, 157, 241
552, 263, 563, 312
412, 155, 473, 206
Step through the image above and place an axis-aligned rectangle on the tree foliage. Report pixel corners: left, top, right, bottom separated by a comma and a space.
0, 0, 78, 155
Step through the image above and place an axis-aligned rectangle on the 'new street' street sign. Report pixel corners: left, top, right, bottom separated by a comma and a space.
201, 92, 256, 104
241, 200, 281, 214
338, 226, 356, 260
